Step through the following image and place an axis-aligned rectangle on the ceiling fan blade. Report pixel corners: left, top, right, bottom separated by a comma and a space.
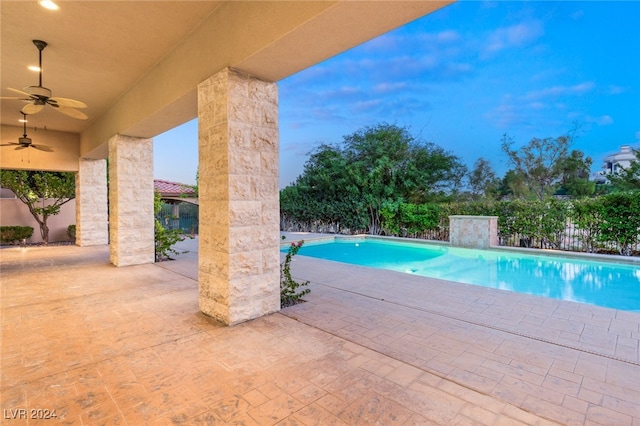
56, 106, 88, 120
8, 87, 34, 98
22, 103, 45, 115
32, 144, 54, 152
49, 97, 87, 108
0, 96, 29, 100
1, 143, 20, 147
15, 145, 28, 150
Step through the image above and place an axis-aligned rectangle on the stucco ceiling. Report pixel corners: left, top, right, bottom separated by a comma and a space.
1, 1, 222, 134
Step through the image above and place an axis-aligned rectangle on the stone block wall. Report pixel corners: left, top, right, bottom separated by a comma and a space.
449, 215, 498, 249
198, 68, 280, 325
108, 135, 155, 266
76, 158, 108, 246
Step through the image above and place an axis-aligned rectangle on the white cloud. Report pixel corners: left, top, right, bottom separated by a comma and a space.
436, 30, 461, 43
373, 82, 408, 94
606, 85, 627, 95
483, 21, 544, 56
351, 99, 381, 113
571, 10, 585, 21
586, 115, 614, 126
525, 82, 595, 100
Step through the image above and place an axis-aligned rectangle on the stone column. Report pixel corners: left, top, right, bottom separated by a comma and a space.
449, 215, 498, 249
198, 68, 280, 325
108, 135, 155, 266
75, 158, 108, 246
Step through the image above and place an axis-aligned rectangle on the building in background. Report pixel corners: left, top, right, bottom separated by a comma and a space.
594, 145, 638, 184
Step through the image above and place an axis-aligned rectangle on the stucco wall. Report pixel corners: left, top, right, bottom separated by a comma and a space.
0, 197, 76, 243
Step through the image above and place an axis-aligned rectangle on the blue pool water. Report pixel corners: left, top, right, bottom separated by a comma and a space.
284, 238, 640, 312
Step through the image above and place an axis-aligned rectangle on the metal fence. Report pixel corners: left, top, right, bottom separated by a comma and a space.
416, 217, 639, 255
157, 202, 199, 234
281, 215, 640, 256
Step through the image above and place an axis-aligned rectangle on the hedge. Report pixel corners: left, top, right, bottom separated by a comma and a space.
0, 226, 34, 244
281, 192, 640, 256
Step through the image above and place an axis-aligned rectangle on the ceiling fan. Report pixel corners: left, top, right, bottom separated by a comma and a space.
2, 40, 87, 120
0, 113, 53, 152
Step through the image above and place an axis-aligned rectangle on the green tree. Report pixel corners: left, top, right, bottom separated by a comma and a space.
281, 124, 466, 234
498, 169, 531, 199
468, 157, 500, 200
608, 148, 640, 192
0, 169, 75, 244
501, 132, 575, 200
555, 150, 595, 197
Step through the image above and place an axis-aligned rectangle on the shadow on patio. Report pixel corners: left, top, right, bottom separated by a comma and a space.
1, 238, 638, 425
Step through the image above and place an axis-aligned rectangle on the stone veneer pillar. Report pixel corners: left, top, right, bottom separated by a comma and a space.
449, 215, 498, 249
108, 135, 155, 266
75, 159, 108, 246
198, 68, 280, 325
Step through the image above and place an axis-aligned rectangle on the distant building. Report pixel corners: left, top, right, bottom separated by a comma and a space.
154, 179, 198, 205
594, 145, 638, 184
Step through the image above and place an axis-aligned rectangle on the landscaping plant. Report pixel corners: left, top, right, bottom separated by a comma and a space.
154, 191, 192, 262
280, 240, 310, 307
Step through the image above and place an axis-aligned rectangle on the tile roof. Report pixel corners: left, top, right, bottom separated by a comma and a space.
154, 179, 196, 196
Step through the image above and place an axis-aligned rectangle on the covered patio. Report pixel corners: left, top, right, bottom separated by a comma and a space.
2, 239, 638, 425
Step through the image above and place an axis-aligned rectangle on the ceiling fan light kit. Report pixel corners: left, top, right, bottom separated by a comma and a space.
1, 39, 88, 120
0, 112, 54, 152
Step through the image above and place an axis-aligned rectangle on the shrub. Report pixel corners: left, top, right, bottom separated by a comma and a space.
67, 224, 76, 241
280, 241, 310, 307
0, 226, 34, 244
598, 192, 640, 255
154, 191, 192, 262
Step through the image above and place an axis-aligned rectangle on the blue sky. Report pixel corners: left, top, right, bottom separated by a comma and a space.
154, 1, 640, 188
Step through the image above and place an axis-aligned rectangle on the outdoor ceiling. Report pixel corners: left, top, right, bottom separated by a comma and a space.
1, 1, 222, 134
1, 1, 452, 155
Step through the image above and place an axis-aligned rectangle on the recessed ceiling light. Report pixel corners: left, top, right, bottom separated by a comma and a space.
38, 0, 59, 11
28, 65, 41, 72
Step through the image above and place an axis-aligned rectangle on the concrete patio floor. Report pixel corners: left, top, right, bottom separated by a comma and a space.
1, 236, 638, 425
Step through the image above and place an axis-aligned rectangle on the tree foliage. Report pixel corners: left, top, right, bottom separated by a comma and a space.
280, 124, 466, 234
556, 150, 595, 197
0, 169, 75, 243
501, 131, 590, 200
468, 157, 500, 200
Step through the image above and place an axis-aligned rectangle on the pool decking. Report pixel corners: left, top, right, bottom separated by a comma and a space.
1, 237, 639, 425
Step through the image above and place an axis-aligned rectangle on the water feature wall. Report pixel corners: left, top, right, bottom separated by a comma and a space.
449, 215, 498, 249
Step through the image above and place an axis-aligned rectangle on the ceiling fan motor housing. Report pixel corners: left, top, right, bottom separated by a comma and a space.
19, 137, 31, 145
24, 85, 51, 98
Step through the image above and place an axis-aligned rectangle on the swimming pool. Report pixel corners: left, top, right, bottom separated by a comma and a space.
284, 238, 640, 312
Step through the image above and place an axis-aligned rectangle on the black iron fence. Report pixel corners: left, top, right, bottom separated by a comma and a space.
157, 202, 199, 234
281, 214, 640, 256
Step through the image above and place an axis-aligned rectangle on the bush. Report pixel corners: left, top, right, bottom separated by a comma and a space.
0, 226, 34, 244
154, 192, 193, 262
67, 224, 76, 241
598, 192, 640, 255
281, 241, 311, 307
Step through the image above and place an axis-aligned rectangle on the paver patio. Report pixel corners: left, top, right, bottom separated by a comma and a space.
1, 235, 638, 425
